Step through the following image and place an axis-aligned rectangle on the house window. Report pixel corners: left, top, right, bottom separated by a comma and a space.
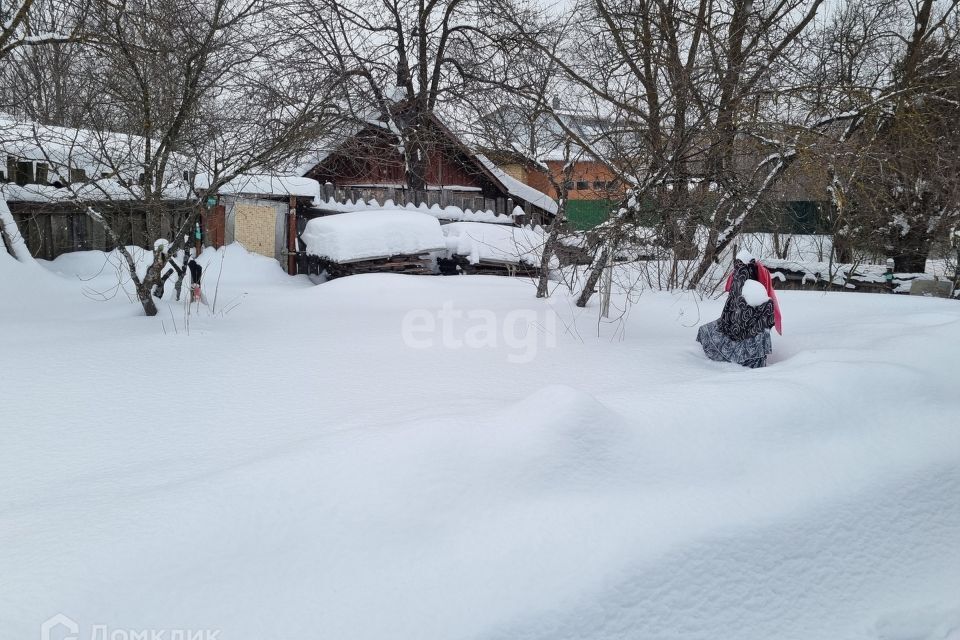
563, 180, 574, 191
593, 180, 606, 190
70, 168, 88, 183
9, 158, 35, 186
576, 180, 589, 191
35, 163, 48, 184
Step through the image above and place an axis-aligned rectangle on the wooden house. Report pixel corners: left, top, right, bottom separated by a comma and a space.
299, 110, 558, 224
1, 116, 195, 260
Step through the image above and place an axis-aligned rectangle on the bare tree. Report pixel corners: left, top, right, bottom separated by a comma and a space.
2, 0, 340, 314
497, 0, 839, 300
0, 0, 88, 257
286, 0, 512, 190
499, 0, 960, 303
0, 0, 86, 59
813, 0, 960, 272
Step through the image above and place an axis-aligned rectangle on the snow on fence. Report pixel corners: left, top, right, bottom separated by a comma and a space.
313, 182, 537, 224
762, 258, 950, 294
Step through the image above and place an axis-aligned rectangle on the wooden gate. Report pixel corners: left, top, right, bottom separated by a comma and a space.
234, 202, 278, 258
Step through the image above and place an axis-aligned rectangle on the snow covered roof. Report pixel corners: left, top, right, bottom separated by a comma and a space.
476, 155, 558, 215
216, 174, 322, 199
0, 178, 191, 203
477, 105, 622, 164
282, 149, 334, 178
0, 114, 191, 187
302, 210, 446, 263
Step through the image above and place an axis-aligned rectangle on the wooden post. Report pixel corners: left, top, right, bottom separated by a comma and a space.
600, 251, 613, 318
287, 196, 297, 275
194, 207, 202, 256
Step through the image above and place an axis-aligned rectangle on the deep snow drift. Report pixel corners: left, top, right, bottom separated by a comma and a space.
1, 244, 958, 640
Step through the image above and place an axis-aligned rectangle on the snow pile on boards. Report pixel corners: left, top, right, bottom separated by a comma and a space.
742, 279, 769, 306
442, 221, 550, 266
302, 210, 446, 263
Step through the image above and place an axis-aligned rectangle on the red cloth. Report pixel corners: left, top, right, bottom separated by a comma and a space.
725, 261, 783, 335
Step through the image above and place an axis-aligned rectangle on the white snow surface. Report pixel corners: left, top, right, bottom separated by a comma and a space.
302, 209, 446, 262
742, 278, 770, 306
1, 245, 959, 640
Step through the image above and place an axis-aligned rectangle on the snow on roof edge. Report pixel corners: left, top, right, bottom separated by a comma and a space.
476, 155, 558, 215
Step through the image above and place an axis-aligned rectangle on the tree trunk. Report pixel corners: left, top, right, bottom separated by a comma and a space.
575, 246, 611, 307
686, 227, 722, 290
405, 140, 429, 192
1, 200, 33, 262
892, 253, 928, 273
84, 206, 162, 316
137, 259, 163, 316
536, 223, 560, 298
891, 228, 930, 273
832, 237, 853, 263
173, 249, 190, 300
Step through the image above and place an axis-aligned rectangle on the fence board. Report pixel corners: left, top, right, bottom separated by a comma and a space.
6, 202, 196, 260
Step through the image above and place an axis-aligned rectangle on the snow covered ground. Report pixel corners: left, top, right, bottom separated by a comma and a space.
1, 244, 959, 640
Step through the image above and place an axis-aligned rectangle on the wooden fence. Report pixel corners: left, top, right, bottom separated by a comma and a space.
7, 201, 196, 261
315, 183, 539, 222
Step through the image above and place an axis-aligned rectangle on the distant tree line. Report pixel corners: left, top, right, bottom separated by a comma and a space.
0, 0, 957, 313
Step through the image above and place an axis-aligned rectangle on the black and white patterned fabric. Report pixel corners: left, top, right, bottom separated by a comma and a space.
696, 262, 776, 369
697, 320, 772, 369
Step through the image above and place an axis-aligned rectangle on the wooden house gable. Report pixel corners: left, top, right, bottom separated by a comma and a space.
305, 121, 493, 193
